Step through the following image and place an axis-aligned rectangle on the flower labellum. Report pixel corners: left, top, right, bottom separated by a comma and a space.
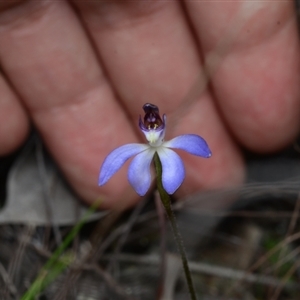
99, 103, 211, 196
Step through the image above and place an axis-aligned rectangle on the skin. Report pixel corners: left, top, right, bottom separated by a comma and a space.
0, 0, 299, 209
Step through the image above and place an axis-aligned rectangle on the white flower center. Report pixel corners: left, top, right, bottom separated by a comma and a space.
145, 130, 164, 147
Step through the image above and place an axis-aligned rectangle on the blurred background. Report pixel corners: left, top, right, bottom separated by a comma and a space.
1, 1, 300, 300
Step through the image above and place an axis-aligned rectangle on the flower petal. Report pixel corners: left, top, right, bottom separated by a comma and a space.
164, 134, 211, 158
128, 148, 155, 196
157, 148, 185, 194
99, 143, 149, 186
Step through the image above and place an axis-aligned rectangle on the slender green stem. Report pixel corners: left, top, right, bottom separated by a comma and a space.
21, 199, 102, 300
154, 153, 197, 300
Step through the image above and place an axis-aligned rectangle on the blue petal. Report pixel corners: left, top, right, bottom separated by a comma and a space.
99, 143, 149, 186
128, 148, 156, 196
164, 134, 211, 158
157, 148, 185, 194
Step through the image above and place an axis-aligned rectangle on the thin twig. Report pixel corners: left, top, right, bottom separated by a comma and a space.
102, 253, 300, 290
286, 193, 300, 237
271, 259, 300, 300
109, 197, 147, 278
228, 231, 300, 294
0, 262, 17, 296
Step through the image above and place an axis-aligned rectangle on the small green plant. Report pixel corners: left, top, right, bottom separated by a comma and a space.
21, 199, 101, 300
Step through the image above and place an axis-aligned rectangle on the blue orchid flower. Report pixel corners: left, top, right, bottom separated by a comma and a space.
99, 103, 211, 196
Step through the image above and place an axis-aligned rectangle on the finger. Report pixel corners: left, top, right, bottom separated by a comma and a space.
184, 0, 300, 152
0, 74, 29, 155
0, 0, 140, 208
74, 0, 245, 195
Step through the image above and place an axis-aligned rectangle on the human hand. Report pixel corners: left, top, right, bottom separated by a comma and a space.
0, 1, 299, 209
